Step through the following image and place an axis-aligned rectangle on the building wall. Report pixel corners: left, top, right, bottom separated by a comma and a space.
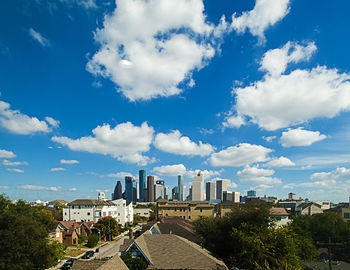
342, 208, 350, 221
139, 170, 146, 201
299, 205, 323, 216
63, 205, 120, 223
216, 180, 228, 201
206, 182, 215, 201
147, 176, 155, 202
178, 175, 183, 201
134, 208, 151, 218
313, 200, 331, 210
157, 201, 214, 221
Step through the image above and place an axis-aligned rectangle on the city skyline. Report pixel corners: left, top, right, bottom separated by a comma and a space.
1, 0, 350, 203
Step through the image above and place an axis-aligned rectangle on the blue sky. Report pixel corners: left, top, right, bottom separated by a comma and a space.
1, 0, 350, 203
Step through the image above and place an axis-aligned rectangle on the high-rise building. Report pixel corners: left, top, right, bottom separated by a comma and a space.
154, 180, 165, 201
112, 181, 122, 200
147, 175, 155, 202
206, 182, 216, 201
216, 180, 228, 201
247, 190, 257, 198
165, 186, 172, 200
172, 186, 178, 200
125, 176, 134, 203
139, 170, 146, 201
178, 175, 183, 201
192, 171, 204, 201
136, 182, 140, 201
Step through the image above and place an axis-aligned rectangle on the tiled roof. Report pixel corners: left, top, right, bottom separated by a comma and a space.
269, 207, 290, 216
154, 223, 202, 244
68, 199, 115, 206
97, 255, 129, 270
49, 200, 69, 204
58, 221, 78, 230
72, 260, 105, 270
134, 234, 228, 269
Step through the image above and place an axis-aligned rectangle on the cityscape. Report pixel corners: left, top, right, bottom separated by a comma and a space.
1, 0, 350, 269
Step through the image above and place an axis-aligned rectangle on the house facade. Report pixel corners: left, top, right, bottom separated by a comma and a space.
110, 198, 133, 226
295, 202, 323, 216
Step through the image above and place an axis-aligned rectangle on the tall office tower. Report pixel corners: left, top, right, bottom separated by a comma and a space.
154, 184, 165, 200
136, 182, 140, 201
172, 186, 178, 200
206, 182, 216, 201
165, 186, 172, 200
147, 175, 155, 202
178, 175, 183, 201
125, 176, 134, 203
247, 190, 257, 198
216, 180, 228, 201
112, 181, 123, 200
133, 187, 137, 203
192, 171, 204, 201
139, 170, 146, 201
233, 192, 240, 203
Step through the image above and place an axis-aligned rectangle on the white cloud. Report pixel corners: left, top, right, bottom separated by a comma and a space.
222, 114, 245, 128
45, 117, 60, 128
260, 41, 316, 76
280, 127, 327, 147
209, 143, 272, 167
310, 167, 350, 181
0, 149, 16, 158
153, 164, 187, 176
59, 0, 98, 9
7, 168, 24, 173
0, 100, 57, 135
60, 159, 79, 164
17, 184, 60, 191
231, 0, 290, 40
28, 28, 51, 47
50, 167, 66, 171
263, 156, 295, 167
154, 130, 214, 157
92, 171, 135, 178
299, 179, 336, 188
3, 160, 28, 166
87, 0, 222, 101
254, 184, 273, 191
0, 185, 9, 189
52, 121, 154, 165
262, 136, 276, 142
96, 189, 110, 193
236, 165, 281, 185
228, 42, 350, 131
282, 183, 295, 189
199, 128, 214, 135
69, 187, 77, 191
185, 169, 222, 179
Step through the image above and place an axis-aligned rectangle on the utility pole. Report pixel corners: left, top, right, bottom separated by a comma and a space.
109, 218, 111, 241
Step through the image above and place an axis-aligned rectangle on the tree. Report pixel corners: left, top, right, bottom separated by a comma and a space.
0, 194, 64, 269
94, 216, 120, 241
194, 203, 315, 269
86, 233, 99, 248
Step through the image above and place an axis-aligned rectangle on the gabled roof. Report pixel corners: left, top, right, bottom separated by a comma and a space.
68, 199, 115, 206
58, 221, 77, 230
297, 202, 322, 210
49, 200, 69, 204
132, 234, 228, 269
269, 207, 290, 216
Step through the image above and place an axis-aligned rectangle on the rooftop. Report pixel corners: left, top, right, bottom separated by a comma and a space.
68, 199, 115, 206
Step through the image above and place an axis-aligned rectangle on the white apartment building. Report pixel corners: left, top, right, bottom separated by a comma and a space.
192, 171, 204, 201
63, 198, 133, 226
111, 198, 133, 226
63, 199, 119, 223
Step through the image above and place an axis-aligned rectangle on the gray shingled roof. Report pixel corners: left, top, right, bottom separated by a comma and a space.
133, 234, 228, 269
68, 199, 115, 206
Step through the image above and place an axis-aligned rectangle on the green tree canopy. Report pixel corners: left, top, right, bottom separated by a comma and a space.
94, 216, 120, 241
0, 194, 64, 270
194, 203, 316, 269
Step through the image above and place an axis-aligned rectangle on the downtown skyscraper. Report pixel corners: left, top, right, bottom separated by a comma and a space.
178, 175, 183, 201
139, 170, 146, 201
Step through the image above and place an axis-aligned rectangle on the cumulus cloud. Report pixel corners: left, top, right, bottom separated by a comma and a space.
280, 127, 327, 147
0, 149, 16, 158
0, 185, 9, 189
209, 143, 273, 167
0, 100, 58, 135
236, 165, 281, 184
153, 164, 187, 176
211, 177, 238, 189
2, 160, 28, 166
7, 168, 24, 173
45, 117, 60, 128
185, 169, 222, 179
90, 171, 135, 178
231, 0, 290, 40
52, 121, 154, 165
310, 167, 350, 181
263, 156, 295, 167
226, 42, 350, 131
17, 184, 60, 191
28, 28, 51, 47
69, 187, 77, 191
60, 159, 79, 164
222, 114, 245, 128
154, 130, 214, 156
262, 136, 276, 142
50, 167, 66, 171
86, 0, 224, 101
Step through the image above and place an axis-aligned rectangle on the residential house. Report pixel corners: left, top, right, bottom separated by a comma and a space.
121, 234, 228, 269
269, 207, 291, 227
111, 198, 133, 226
295, 202, 323, 216
53, 221, 92, 246
326, 201, 350, 222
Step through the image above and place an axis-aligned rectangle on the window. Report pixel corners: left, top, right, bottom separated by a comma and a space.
200, 208, 203, 212
87, 212, 90, 216
78, 206, 81, 209
72, 206, 75, 209
174, 208, 177, 212
344, 213, 350, 219
188, 216, 191, 219
65, 212, 67, 215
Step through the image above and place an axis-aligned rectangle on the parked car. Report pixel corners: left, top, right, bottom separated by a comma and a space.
60, 258, 76, 269
95, 247, 99, 253
82, 251, 94, 259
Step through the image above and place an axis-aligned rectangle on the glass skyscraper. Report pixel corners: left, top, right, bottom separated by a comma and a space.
178, 175, 183, 201
139, 170, 146, 201
125, 176, 134, 203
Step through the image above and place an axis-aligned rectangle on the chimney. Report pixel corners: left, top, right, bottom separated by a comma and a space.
129, 228, 133, 240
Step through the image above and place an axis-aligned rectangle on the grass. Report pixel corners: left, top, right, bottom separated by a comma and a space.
64, 249, 86, 257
